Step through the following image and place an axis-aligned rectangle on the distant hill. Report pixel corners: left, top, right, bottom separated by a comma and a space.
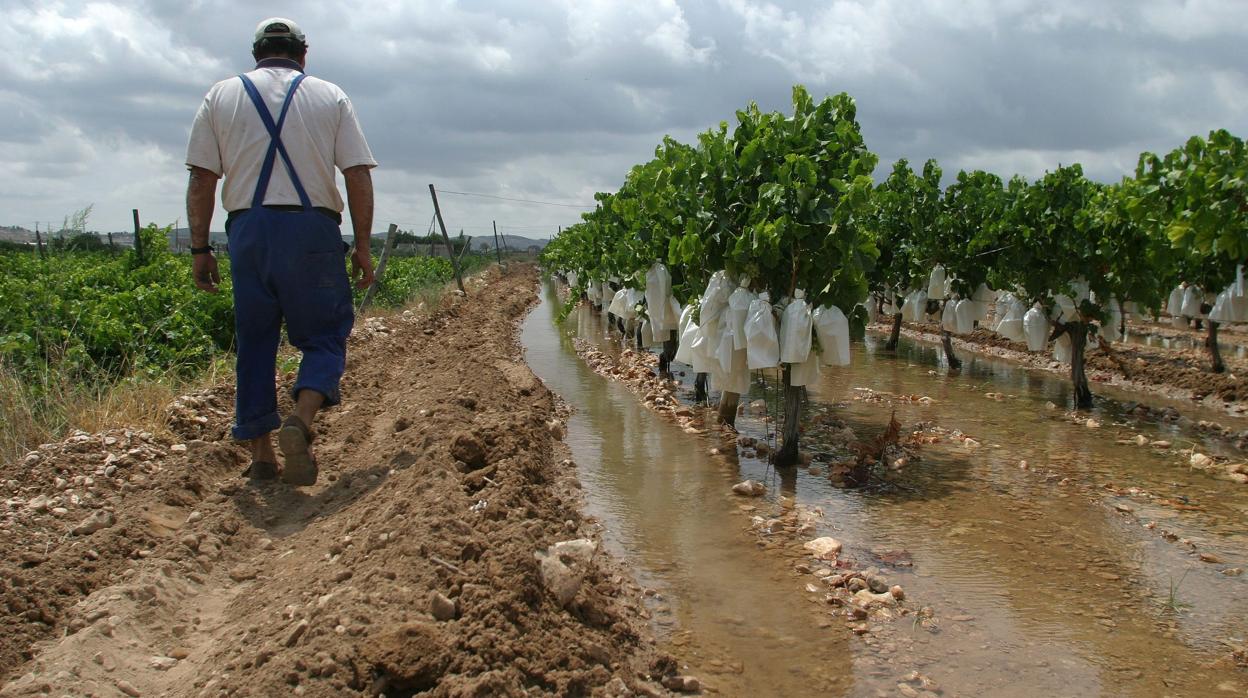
0, 226, 35, 243
374, 231, 550, 254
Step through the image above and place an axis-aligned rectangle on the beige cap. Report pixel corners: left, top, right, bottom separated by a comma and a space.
253, 17, 306, 45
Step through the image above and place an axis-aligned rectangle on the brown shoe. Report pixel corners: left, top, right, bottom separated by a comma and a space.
278, 415, 318, 486
242, 461, 280, 481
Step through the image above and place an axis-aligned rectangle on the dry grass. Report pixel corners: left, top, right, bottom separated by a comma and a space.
0, 357, 231, 466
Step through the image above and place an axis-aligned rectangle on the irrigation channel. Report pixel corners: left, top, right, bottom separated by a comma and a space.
521, 282, 1248, 697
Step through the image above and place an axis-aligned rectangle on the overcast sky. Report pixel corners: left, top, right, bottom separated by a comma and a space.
1, 0, 1245, 238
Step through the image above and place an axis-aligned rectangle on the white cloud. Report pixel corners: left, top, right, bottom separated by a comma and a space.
0, 0, 1244, 235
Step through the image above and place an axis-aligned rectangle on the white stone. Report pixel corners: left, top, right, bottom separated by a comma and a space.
803, 537, 843, 560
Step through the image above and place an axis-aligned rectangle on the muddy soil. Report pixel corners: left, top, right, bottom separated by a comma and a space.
1, 267, 673, 697
888, 320, 1248, 419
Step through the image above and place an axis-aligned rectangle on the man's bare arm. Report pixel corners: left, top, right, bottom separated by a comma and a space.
186, 166, 220, 248
343, 165, 375, 289
343, 165, 374, 248
187, 166, 221, 292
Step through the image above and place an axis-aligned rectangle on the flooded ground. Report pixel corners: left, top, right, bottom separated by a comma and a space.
1122, 327, 1248, 359
522, 286, 1248, 697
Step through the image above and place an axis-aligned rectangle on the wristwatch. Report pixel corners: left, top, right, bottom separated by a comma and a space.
190, 245, 215, 255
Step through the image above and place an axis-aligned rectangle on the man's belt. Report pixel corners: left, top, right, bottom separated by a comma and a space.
226, 205, 342, 229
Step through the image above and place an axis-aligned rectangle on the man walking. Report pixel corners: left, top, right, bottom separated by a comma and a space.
186, 18, 376, 486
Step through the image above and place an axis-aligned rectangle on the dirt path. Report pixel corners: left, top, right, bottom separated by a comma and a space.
1, 267, 669, 697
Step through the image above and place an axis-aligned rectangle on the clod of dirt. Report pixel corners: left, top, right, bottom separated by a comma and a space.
538, 554, 582, 608
803, 537, 843, 560
71, 510, 116, 536
283, 619, 309, 648
430, 592, 457, 621
228, 565, 258, 582
550, 538, 597, 565
732, 480, 766, 497
449, 432, 487, 470
547, 419, 565, 440
662, 674, 702, 692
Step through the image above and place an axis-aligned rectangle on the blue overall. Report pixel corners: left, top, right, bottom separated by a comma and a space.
228, 73, 354, 441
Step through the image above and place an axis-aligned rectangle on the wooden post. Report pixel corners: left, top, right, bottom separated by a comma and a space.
360, 223, 398, 312
34, 223, 46, 260
492, 220, 503, 266
428, 184, 466, 294
106, 231, 114, 253
132, 209, 144, 263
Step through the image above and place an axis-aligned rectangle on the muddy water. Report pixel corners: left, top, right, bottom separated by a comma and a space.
1122, 328, 1248, 359
523, 288, 1248, 697
523, 288, 858, 694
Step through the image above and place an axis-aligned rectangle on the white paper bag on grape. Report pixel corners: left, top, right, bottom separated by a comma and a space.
941, 301, 957, 332
675, 309, 698, 365
1052, 294, 1078, 323
701, 271, 731, 326
690, 324, 718, 374
927, 265, 947, 300
1181, 286, 1202, 318
996, 299, 1027, 342
645, 263, 674, 332
640, 319, 655, 347
790, 351, 821, 388
745, 292, 780, 370
863, 300, 878, 324
812, 305, 851, 367
727, 283, 754, 351
1023, 306, 1049, 352
1053, 333, 1072, 364
955, 299, 976, 335
607, 288, 627, 317
779, 290, 813, 364
1210, 289, 1234, 323
1166, 287, 1183, 316
722, 342, 750, 395
1231, 286, 1248, 323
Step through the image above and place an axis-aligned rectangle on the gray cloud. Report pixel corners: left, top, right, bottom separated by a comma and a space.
0, 0, 1244, 236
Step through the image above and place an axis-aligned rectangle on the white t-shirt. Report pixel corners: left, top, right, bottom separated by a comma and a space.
186, 64, 376, 213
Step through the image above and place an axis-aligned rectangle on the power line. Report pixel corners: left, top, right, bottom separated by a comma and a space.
436, 189, 596, 209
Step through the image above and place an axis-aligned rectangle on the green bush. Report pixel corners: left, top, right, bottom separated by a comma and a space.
0, 245, 235, 384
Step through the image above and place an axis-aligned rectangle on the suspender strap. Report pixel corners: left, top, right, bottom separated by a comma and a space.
238, 73, 312, 210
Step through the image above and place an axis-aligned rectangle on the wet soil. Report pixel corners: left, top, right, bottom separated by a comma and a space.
0, 267, 671, 697
891, 320, 1248, 418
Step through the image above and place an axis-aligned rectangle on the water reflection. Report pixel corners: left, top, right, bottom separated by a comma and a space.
530, 289, 1248, 697
522, 285, 856, 695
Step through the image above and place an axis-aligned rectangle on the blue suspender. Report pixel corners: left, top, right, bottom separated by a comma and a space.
237, 73, 312, 210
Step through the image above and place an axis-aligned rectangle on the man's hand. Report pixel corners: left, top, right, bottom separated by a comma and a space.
351, 246, 374, 289
193, 253, 221, 293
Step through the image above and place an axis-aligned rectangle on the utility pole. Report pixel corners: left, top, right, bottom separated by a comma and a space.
427, 184, 465, 294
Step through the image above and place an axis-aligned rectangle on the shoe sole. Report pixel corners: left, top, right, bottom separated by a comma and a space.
278, 424, 318, 486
